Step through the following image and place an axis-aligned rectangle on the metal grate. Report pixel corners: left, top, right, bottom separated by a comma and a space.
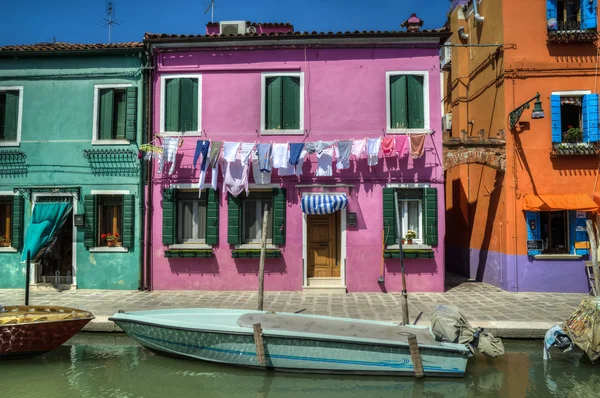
83, 149, 140, 176
0, 150, 27, 177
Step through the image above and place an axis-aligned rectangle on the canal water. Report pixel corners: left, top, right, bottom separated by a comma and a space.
1, 334, 598, 398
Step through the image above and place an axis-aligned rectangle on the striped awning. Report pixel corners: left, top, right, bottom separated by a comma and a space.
301, 194, 348, 215
560, 97, 582, 106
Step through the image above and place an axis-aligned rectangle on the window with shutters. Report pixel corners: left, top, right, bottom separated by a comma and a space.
93, 84, 137, 143
160, 75, 202, 135
261, 73, 304, 135
383, 187, 437, 247
242, 191, 273, 244
0, 87, 23, 145
386, 71, 430, 133
97, 196, 123, 247
177, 191, 207, 244
0, 198, 12, 247
550, 91, 599, 145
547, 0, 598, 41
526, 210, 589, 256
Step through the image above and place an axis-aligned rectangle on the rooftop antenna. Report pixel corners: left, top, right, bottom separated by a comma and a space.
103, 0, 121, 44
204, 0, 215, 23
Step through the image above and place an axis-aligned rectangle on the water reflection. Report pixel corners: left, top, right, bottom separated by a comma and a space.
0, 335, 598, 398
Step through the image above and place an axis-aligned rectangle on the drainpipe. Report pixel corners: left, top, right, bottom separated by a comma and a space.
138, 51, 148, 291
145, 44, 155, 291
458, 27, 469, 40
472, 0, 484, 23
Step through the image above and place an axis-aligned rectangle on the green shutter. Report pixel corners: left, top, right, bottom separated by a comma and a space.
179, 78, 195, 132
227, 193, 242, 245
11, 195, 24, 250
191, 78, 199, 131
390, 75, 408, 129
265, 76, 282, 130
282, 76, 300, 130
114, 90, 127, 140
99, 89, 114, 140
122, 195, 135, 249
165, 78, 181, 132
1, 91, 19, 141
84, 194, 97, 248
424, 188, 438, 245
383, 188, 397, 245
407, 75, 424, 129
272, 188, 287, 245
162, 188, 177, 245
125, 86, 137, 141
206, 189, 219, 245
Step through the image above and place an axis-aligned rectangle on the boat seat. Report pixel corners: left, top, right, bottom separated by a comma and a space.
238, 312, 443, 346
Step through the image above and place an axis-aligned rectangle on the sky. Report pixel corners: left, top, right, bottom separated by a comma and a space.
0, 0, 451, 46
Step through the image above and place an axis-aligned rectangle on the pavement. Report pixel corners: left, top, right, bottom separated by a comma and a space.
0, 276, 590, 338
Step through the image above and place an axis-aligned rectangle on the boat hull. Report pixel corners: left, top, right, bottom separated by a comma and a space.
0, 306, 93, 360
113, 317, 469, 377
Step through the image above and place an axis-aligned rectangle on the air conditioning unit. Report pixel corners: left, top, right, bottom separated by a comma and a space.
442, 113, 452, 131
219, 20, 247, 35
440, 43, 451, 68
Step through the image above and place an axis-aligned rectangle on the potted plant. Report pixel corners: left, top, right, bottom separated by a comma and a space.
405, 230, 417, 245
563, 126, 582, 144
114, 233, 122, 247
0, 235, 7, 247
101, 233, 118, 247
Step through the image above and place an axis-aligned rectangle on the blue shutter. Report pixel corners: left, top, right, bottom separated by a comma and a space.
581, 0, 598, 30
526, 211, 542, 256
571, 211, 590, 256
584, 94, 599, 142
547, 0, 558, 30
551, 95, 562, 143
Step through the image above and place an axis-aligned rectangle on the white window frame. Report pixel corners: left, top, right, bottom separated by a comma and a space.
89, 190, 129, 253
92, 84, 132, 145
398, 198, 423, 244
0, 191, 17, 253
177, 190, 207, 244
552, 90, 591, 143
385, 71, 430, 134
260, 72, 304, 135
0, 86, 24, 147
159, 74, 203, 136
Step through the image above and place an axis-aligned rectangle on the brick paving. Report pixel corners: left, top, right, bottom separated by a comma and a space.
0, 277, 589, 325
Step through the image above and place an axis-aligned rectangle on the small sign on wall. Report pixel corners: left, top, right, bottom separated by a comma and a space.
347, 213, 357, 227
527, 240, 543, 251
577, 211, 587, 219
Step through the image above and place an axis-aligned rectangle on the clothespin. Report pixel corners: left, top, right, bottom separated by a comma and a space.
178, 138, 184, 148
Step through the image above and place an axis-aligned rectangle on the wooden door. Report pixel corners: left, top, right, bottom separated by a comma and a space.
307, 213, 339, 278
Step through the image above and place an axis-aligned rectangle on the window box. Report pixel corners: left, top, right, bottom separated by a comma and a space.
547, 1, 598, 43
383, 249, 434, 259
551, 143, 600, 157
231, 249, 282, 259
164, 249, 214, 258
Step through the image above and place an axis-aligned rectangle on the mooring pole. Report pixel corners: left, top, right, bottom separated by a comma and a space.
25, 250, 31, 306
257, 204, 270, 311
393, 191, 409, 325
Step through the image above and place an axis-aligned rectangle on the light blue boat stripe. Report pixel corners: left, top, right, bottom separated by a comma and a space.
133, 332, 463, 374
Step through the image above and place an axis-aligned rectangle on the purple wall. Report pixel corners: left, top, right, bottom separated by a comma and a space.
150, 44, 445, 292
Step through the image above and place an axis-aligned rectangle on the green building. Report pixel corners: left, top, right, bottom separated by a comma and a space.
0, 42, 147, 290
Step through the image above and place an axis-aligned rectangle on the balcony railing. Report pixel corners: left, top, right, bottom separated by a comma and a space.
548, 21, 598, 43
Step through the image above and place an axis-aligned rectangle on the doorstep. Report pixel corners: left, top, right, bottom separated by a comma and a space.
303, 277, 347, 294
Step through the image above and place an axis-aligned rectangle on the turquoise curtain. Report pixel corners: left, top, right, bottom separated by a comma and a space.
20, 202, 72, 262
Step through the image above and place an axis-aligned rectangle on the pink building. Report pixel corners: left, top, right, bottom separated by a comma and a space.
143, 20, 449, 293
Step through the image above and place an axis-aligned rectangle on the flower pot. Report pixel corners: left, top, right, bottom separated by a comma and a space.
0, 242, 8, 247
107, 240, 116, 247
407, 239, 413, 245
115, 241, 122, 247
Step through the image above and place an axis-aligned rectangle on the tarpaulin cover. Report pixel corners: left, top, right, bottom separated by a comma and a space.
523, 194, 599, 212
301, 194, 347, 215
563, 297, 600, 362
21, 202, 72, 262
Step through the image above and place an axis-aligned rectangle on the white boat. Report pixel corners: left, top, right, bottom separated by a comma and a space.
110, 308, 472, 377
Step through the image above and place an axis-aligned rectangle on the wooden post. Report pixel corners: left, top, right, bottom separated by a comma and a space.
257, 204, 270, 311
25, 250, 31, 306
393, 190, 410, 325
408, 334, 424, 378
253, 323, 266, 365
594, 217, 600, 296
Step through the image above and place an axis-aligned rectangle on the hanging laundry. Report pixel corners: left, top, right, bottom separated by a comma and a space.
272, 143, 290, 168
208, 141, 223, 169
410, 134, 427, 159
223, 142, 241, 163
239, 142, 255, 165
315, 140, 334, 154
351, 138, 366, 159
304, 142, 317, 154
252, 154, 272, 184
382, 137, 395, 157
289, 143, 305, 165
193, 140, 210, 168
222, 159, 249, 197
396, 135, 409, 158
158, 137, 179, 175
336, 140, 352, 170
295, 149, 308, 177
277, 163, 296, 176
367, 137, 381, 166
257, 143, 273, 173
316, 147, 334, 177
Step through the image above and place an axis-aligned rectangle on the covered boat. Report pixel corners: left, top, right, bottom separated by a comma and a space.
0, 305, 94, 360
110, 308, 472, 377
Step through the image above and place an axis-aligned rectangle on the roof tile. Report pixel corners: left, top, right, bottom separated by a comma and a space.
0, 42, 144, 53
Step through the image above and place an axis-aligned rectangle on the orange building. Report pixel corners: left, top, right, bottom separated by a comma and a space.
443, 0, 598, 292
